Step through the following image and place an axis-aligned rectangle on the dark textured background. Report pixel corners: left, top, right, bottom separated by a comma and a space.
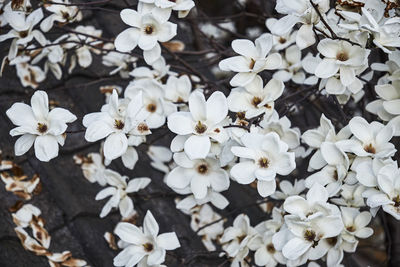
0, 0, 399, 266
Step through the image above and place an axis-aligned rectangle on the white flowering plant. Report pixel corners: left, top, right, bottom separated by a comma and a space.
0, 0, 400, 266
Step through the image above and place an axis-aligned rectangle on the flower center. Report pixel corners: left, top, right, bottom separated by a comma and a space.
143, 242, 154, 252
114, 119, 125, 130
37, 123, 48, 134
336, 52, 349, 62
267, 243, 275, 253
237, 234, 246, 243
146, 103, 157, 113
61, 11, 70, 20
251, 96, 262, 107
393, 195, 400, 207
249, 58, 256, 69
144, 25, 155, 35
197, 163, 208, 174
304, 230, 316, 242
195, 121, 207, 134
137, 122, 149, 133
258, 157, 270, 168
326, 236, 337, 246
279, 37, 286, 44
364, 143, 376, 154
19, 30, 29, 38
346, 225, 356, 232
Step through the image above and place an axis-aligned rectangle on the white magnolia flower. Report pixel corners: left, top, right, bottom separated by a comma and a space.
331, 184, 366, 208
305, 142, 350, 196
31, 38, 65, 80
6, 90, 76, 161
139, 0, 195, 19
220, 214, 258, 266
114, 8, 177, 53
353, 157, 397, 188
340, 207, 373, 242
230, 132, 296, 197
272, 0, 330, 49
219, 34, 282, 87
83, 90, 149, 161
366, 80, 400, 136
167, 91, 229, 160
40, 0, 82, 32
365, 164, 400, 220
65, 25, 102, 69
265, 18, 297, 51
283, 202, 344, 260
302, 114, 351, 171
129, 56, 172, 82
273, 45, 306, 84
102, 49, 138, 78
272, 179, 306, 200
252, 230, 286, 267
96, 169, 150, 218
166, 152, 230, 199
190, 204, 224, 251
9, 55, 46, 88
164, 75, 191, 104
315, 39, 370, 88
147, 145, 173, 174
283, 183, 339, 221
114, 210, 180, 266
125, 79, 174, 129
0, 6, 46, 59
74, 152, 108, 186
176, 189, 229, 211
227, 75, 284, 119
337, 116, 396, 158
259, 114, 301, 152
339, 0, 400, 53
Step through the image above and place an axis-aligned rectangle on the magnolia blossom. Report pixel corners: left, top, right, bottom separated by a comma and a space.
265, 18, 296, 51
189, 204, 224, 251
315, 39, 370, 88
164, 75, 192, 104
102, 47, 138, 78
282, 184, 344, 261
9, 55, 46, 88
273, 45, 306, 84
114, 210, 180, 266
139, 0, 195, 19
83, 90, 149, 161
302, 114, 351, 171
167, 91, 229, 160
220, 214, 258, 266
230, 132, 296, 197
219, 34, 282, 87
340, 207, 373, 242
40, 0, 82, 32
65, 25, 103, 69
367, 81, 400, 136
96, 170, 150, 218
365, 164, 400, 220
272, 0, 330, 49
114, 8, 177, 57
6, 90, 76, 161
227, 75, 284, 119
125, 79, 175, 129
166, 152, 230, 199
0, 6, 45, 59
337, 117, 396, 158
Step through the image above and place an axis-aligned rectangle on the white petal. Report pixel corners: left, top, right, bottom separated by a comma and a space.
103, 133, 128, 160
157, 232, 180, 250
184, 135, 211, 160
115, 28, 140, 52
282, 237, 311, 260
143, 210, 159, 237
230, 161, 257, 184
34, 135, 59, 162
14, 134, 36, 156
206, 91, 228, 124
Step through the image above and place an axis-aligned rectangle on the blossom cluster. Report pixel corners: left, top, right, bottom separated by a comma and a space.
2, 0, 400, 266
